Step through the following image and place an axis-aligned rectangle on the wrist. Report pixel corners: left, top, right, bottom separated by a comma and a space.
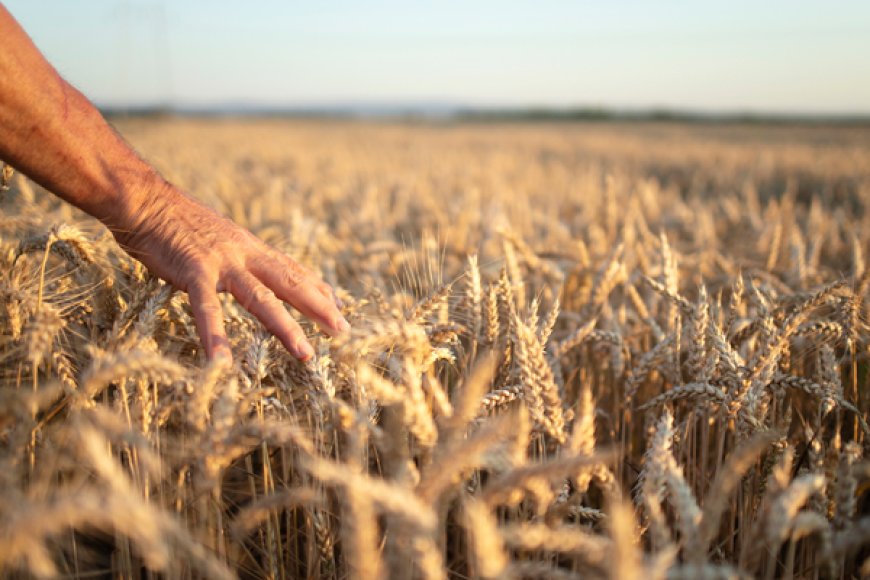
104, 172, 184, 250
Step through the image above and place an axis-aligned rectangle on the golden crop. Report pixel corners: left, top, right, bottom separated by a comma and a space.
2, 119, 870, 579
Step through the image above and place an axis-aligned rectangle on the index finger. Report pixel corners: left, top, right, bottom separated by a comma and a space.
251, 254, 349, 338
225, 269, 315, 361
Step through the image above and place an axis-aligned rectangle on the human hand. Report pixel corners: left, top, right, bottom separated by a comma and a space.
113, 182, 348, 364
0, 4, 344, 364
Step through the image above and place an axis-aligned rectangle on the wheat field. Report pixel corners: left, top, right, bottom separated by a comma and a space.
2, 119, 870, 579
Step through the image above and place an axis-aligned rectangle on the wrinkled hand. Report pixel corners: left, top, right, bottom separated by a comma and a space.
0, 5, 347, 362
114, 183, 348, 363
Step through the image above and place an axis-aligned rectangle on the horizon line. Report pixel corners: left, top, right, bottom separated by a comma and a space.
98, 102, 870, 124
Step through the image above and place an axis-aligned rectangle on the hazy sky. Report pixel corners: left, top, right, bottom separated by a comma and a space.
6, 1, 870, 114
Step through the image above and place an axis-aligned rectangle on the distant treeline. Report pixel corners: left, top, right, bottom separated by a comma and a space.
100, 104, 870, 125
454, 107, 870, 125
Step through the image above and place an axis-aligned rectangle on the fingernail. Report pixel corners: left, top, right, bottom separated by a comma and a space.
336, 317, 351, 334
296, 340, 315, 361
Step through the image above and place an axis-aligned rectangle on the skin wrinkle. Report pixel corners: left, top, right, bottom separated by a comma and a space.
115, 189, 184, 269
253, 252, 307, 291
280, 262, 306, 289
246, 284, 278, 314
97, 159, 163, 227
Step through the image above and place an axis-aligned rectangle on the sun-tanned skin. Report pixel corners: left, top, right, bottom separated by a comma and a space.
0, 4, 349, 363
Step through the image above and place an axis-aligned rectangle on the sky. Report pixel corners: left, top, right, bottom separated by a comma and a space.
6, 0, 870, 115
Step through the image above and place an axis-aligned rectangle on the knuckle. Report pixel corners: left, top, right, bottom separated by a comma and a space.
187, 276, 218, 300
281, 264, 308, 290
197, 301, 223, 317
189, 262, 214, 280
221, 225, 251, 246
250, 284, 277, 306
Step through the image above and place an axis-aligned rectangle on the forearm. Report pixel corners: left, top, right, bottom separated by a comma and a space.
0, 4, 172, 235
